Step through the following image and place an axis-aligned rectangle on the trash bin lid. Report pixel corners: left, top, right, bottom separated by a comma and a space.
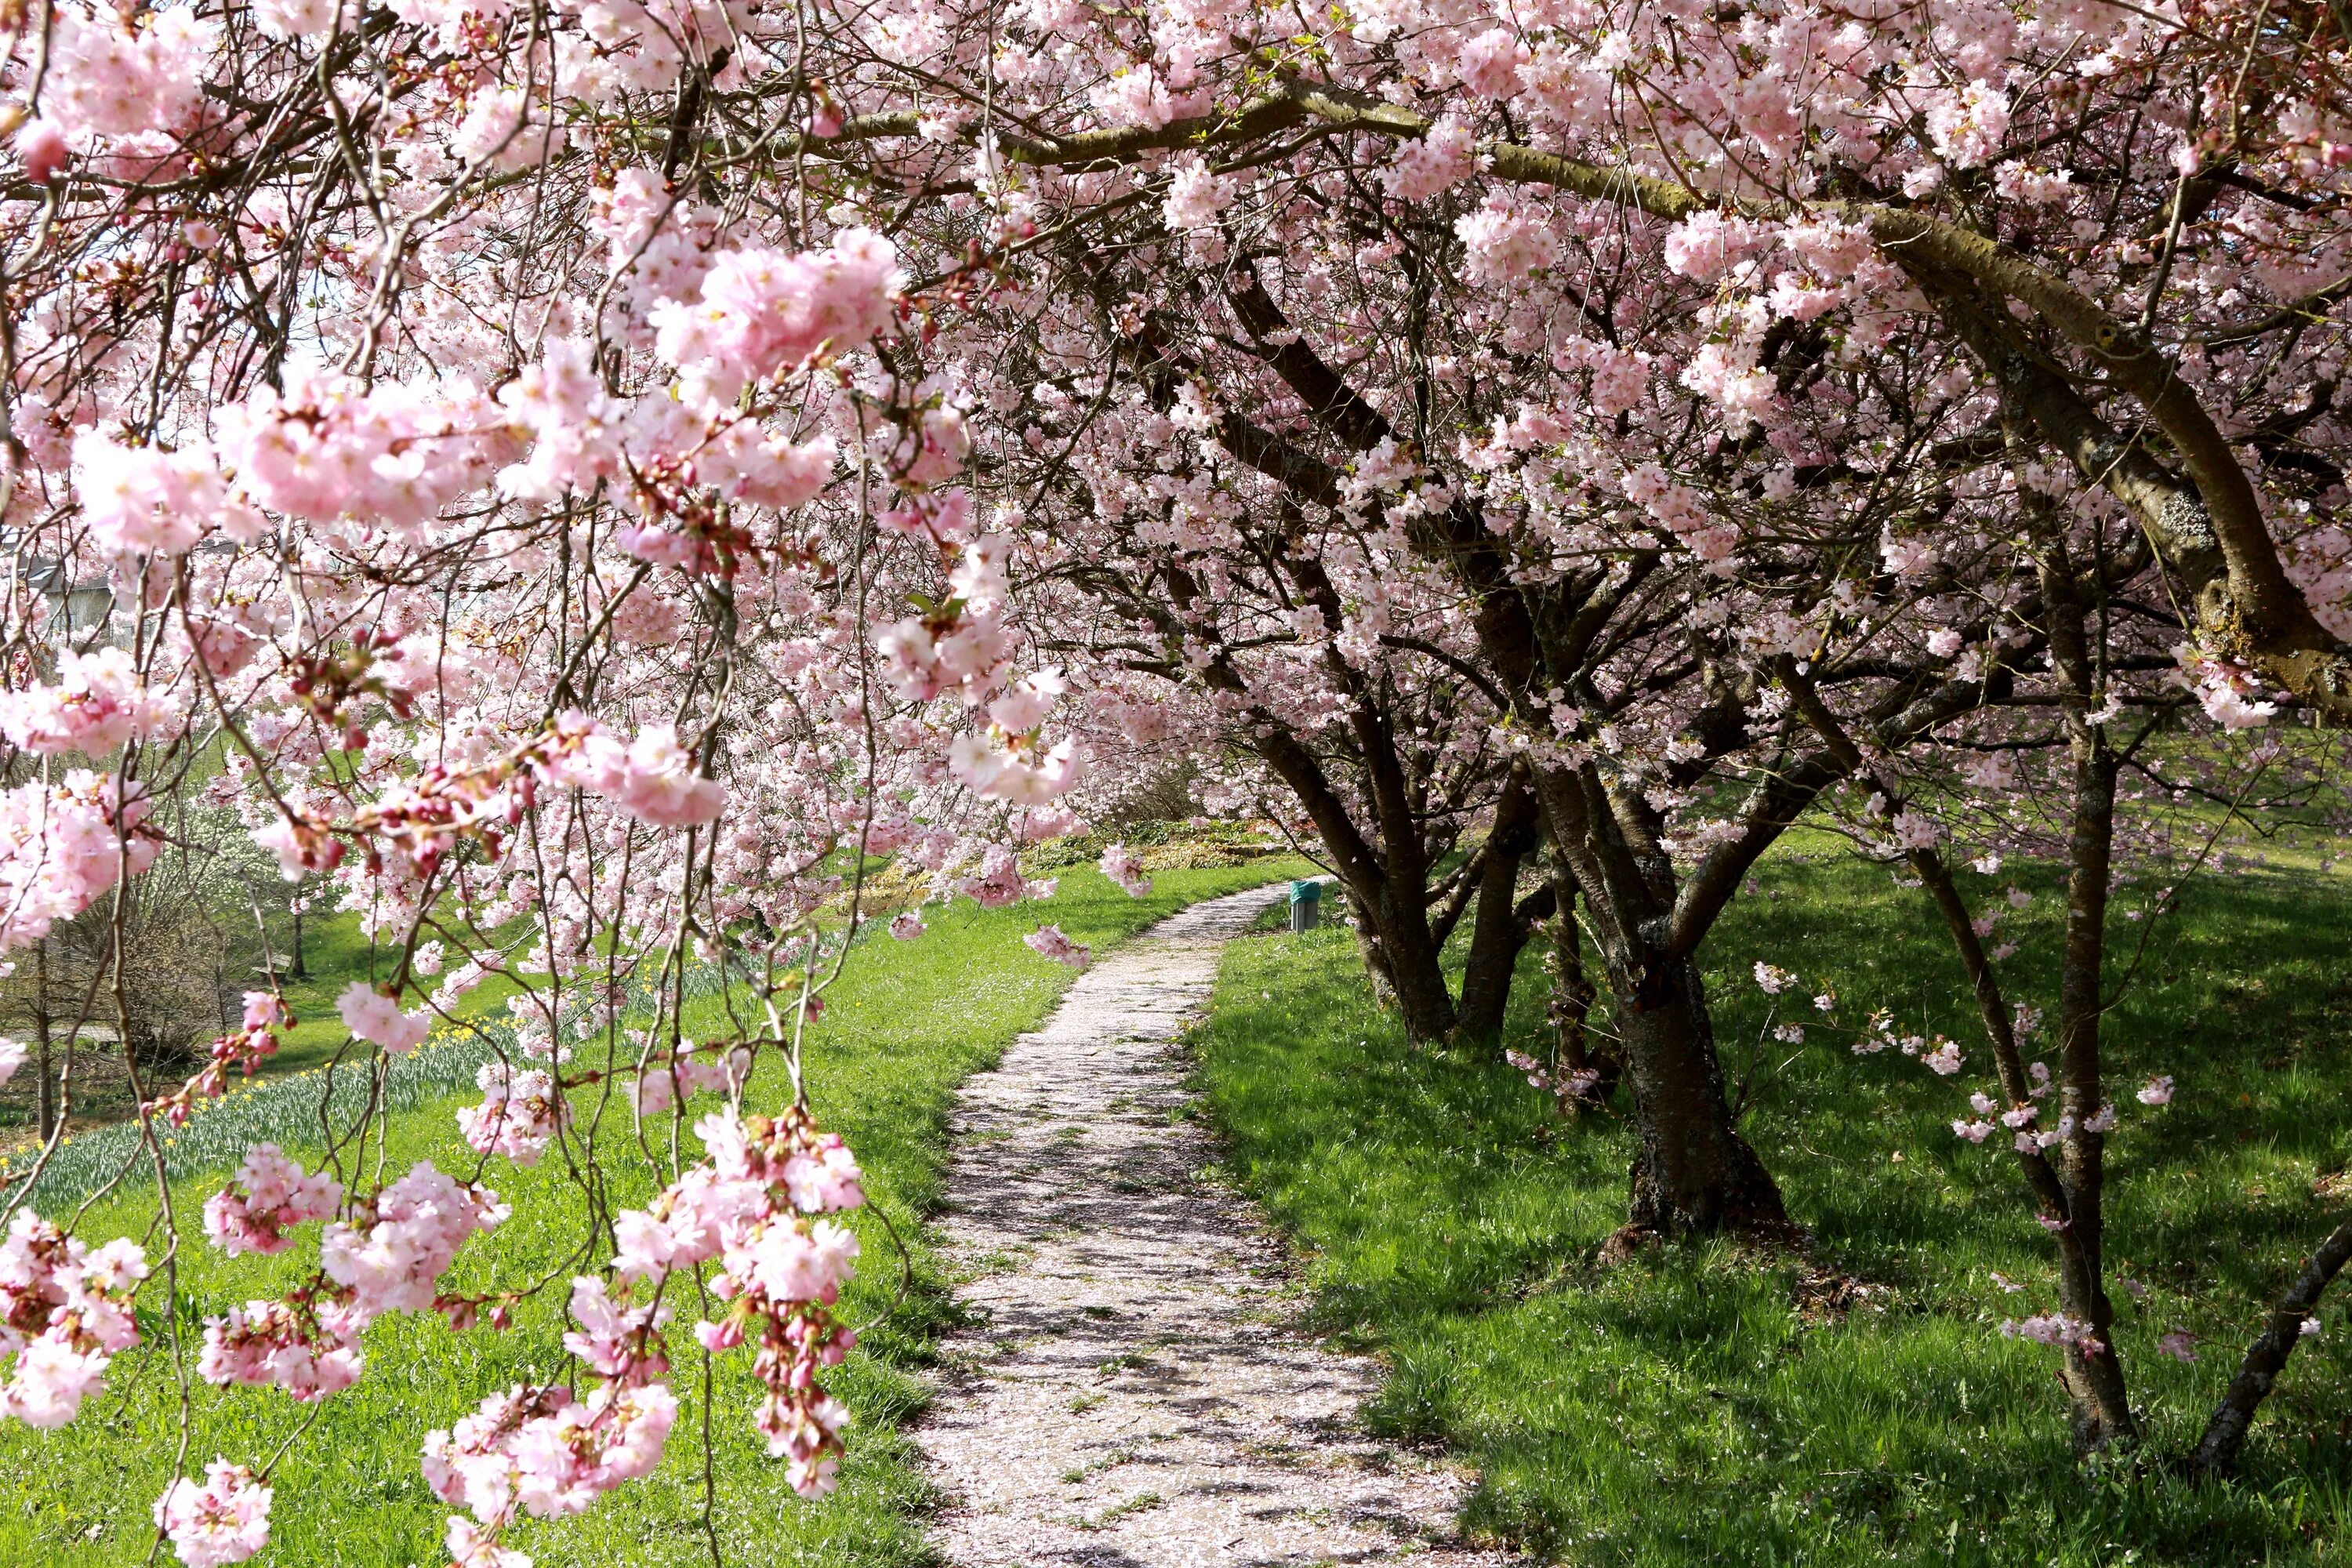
1289, 880, 1322, 901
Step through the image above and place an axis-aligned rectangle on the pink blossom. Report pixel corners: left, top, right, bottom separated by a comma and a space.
1456, 193, 1559, 283
1662, 211, 1767, 284
950, 731, 1081, 805
613, 725, 727, 827
457, 1062, 568, 1167
1926, 82, 2012, 169
0, 771, 161, 955
888, 911, 927, 940
72, 430, 239, 556
320, 1161, 506, 1317
0, 1210, 148, 1428
650, 230, 902, 395
204, 1145, 342, 1258
1161, 154, 1231, 232
252, 808, 344, 881
1381, 115, 1479, 200
0, 647, 165, 756
13, 118, 67, 183
1457, 27, 1530, 97
338, 982, 430, 1054
2136, 1075, 2176, 1106
2158, 1330, 2198, 1362
154, 1461, 272, 1566
198, 1298, 365, 1402
445, 1517, 532, 1568
1023, 924, 1091, 968
1752, 961, 1796, 994
1098, 844, 1152, 897
2002, 1313, 2102, 1354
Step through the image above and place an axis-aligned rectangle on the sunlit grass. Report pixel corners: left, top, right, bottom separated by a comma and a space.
1197, 854, 2352, 1566
0, 861, 1301, 1566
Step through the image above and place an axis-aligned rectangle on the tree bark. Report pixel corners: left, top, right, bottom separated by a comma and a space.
2025, 524, 2143, 1454
1615, 955, 1789, 1237
1546, 866, 1617, 1104
1533, 762, 1790, 1240
32, 938, 53, 1142
1454, 768, 1544, 1041
2187, 1218, 2352, 1479
2049, 733, 2138, 1451
1369, 879, 1457, 1041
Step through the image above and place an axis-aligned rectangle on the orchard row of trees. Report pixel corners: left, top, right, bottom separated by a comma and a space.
2, 0, 2350, 1558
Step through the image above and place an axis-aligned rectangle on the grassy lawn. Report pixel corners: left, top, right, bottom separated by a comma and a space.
1196, 853, 2352, 1566
0, 860, 1300, 1566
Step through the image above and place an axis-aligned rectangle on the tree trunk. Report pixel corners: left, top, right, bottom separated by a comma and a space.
2187, 1218, 2352, 1479
32, 938, 54, 1142
1532, 762, 1790, 1241
2051, 734, 2139, 1451
1371, 877, 1457, 1042
1546, 868, 1617, 1104
1454, 771, 1543, 1041
289, 898, 307, 980
1616, 955, 1790, 1238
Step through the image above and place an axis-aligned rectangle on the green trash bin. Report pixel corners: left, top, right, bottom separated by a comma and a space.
1288, 879, 1323, 933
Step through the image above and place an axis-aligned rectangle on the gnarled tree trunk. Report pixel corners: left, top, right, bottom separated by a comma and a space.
1454, 767, 1544, 1042
1534, 761, 1790, 1240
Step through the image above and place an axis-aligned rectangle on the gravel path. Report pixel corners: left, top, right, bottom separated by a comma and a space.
915, 884, 1518, 1568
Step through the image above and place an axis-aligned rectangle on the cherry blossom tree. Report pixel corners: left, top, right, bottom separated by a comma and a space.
0, 0, 1101, 1557
7, 0, 2352, 1550
798, 0, 2352, 1245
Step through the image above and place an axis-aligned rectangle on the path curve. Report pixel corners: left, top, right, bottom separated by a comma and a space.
914, 884, 1518, 1568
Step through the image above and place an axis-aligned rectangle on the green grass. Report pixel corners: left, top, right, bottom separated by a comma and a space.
1196, 853, 2352, 1566
260, 913, 534, 1079
0, 860, 1301, 1566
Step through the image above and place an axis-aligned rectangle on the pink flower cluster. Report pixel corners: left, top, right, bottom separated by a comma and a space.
0, 1211, 147, 1428
198, 1294, 368, 1403
458, 1062, 569, 1167
320, 1162, 510, 1316
604, 1109, 864, 1496
0, 771, 161, 953
651, 230, 902, 397
1022, 924, 1091, 969
423, 1374, 676, 1548
219, 366, 495, 536
201, 1162, 506, 1406
152, 993, 295, 1125
536, 714, 726, 829
154, 1460, 273, 1566
627, 1040, 750, 1116
1097, 844, 1152, 897
40, 0, 211, 146
957, 844, 1056, 909
1505, 1047, 1603, 1109
2001, 1313, 2103, 1355
339, 982, 431, 1054
70, 430, 255, 557
0, 646, 165, 756
423, 1277, 674, 1552
204, 1145, 343, 1258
